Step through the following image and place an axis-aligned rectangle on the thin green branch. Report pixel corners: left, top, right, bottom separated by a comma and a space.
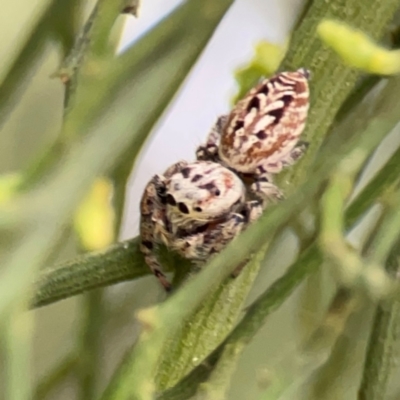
279, 289, 360, 398
77, 289, 104, 400
366, 191, 400, 265
31, 238, 148, 308
154, 245, 269, 391
158, 244, 322, 400
22, 0, 117, 187
308, 305, 372, 399
0, 0, 54, 128
4, 307, 34, 400
346, 143, 400, 228
60, 3, 99, 110
0, 0, 83, 129
33, 354, 78, 400
192, 341, 245, 400
319, 153, 370, 288
358, 248, 400, 400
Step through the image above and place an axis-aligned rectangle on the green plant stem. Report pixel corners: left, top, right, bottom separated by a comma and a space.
31, 238, 148, 308
279, 0, 400, 192
334, 75, 381, 124
158, 244, 321, 400
258, 292, 361, 400
78, 289, 104, 400
154, 246, 269, 391
60, 3, 99, 110
4, 308, 34, 400
358, 248, 400, 400
0, 0, 56, 128
22, 0, 116, 187
319, 156, 367, 288
366, 190, 400, 265
193, 342, 246, 400
33, 354, 78, 400
346, 144, 400, 228
0, 0, 83, 129
309, 305, 373, 400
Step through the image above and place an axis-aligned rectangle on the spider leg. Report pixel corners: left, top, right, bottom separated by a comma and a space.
163, 160, 189, 178
196, 114, 229, 161
240, 199, 263, 222
229, 199, 263, 278
139, 174, 172, 291
139, 160, 191, 291
250, 141, 308, 205
250, 170, 285, 206
280, 140, 309, 168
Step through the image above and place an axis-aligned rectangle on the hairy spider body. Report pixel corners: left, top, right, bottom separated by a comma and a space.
140, 160, 262, 291
197, 68, 310, 203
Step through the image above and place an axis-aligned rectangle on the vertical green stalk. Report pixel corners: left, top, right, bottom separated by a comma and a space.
33, 355, 78, 400
77, 289, 104, 400
155, 247, 268, 390
358, 247, 400, 399
280, 0, 400, 191
4, 308, 34, 400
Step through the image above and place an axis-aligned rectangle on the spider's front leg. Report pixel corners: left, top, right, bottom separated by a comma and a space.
139, 160, 190, 291
281, 140, 309, 168
250, 141, 309, 205
250, 170, 285, 206
140, 175, 172, 291
196, 114, 229, 162
230, 199, 263, 277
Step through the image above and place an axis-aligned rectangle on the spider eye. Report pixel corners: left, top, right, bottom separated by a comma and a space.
194, 206, 202, 212
215, 189, 220, 196
178, 202, 189, 214
166, 194, 176, 206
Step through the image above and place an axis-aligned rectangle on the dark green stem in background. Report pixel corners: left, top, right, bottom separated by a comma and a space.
0, 0, 82, 129
78, 290, 104, 400
33, 355, 78, 400
279, 0, 400, 192
358, 245, 400, 400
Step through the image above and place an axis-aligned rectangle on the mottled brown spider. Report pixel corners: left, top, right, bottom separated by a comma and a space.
140, 68, 311, 290
196, 68, 311, 204
139, 160, 262, 291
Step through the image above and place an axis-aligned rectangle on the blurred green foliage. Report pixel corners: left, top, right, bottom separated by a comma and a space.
232, 40, 287, 103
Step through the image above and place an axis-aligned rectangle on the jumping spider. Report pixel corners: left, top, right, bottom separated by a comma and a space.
196, 68, 311, 204
140, 160, 262, 291
140, 68, 310, 289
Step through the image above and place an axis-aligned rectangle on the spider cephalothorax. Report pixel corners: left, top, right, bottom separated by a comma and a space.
140, 160, 262, 291
196, 68, 311, 203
